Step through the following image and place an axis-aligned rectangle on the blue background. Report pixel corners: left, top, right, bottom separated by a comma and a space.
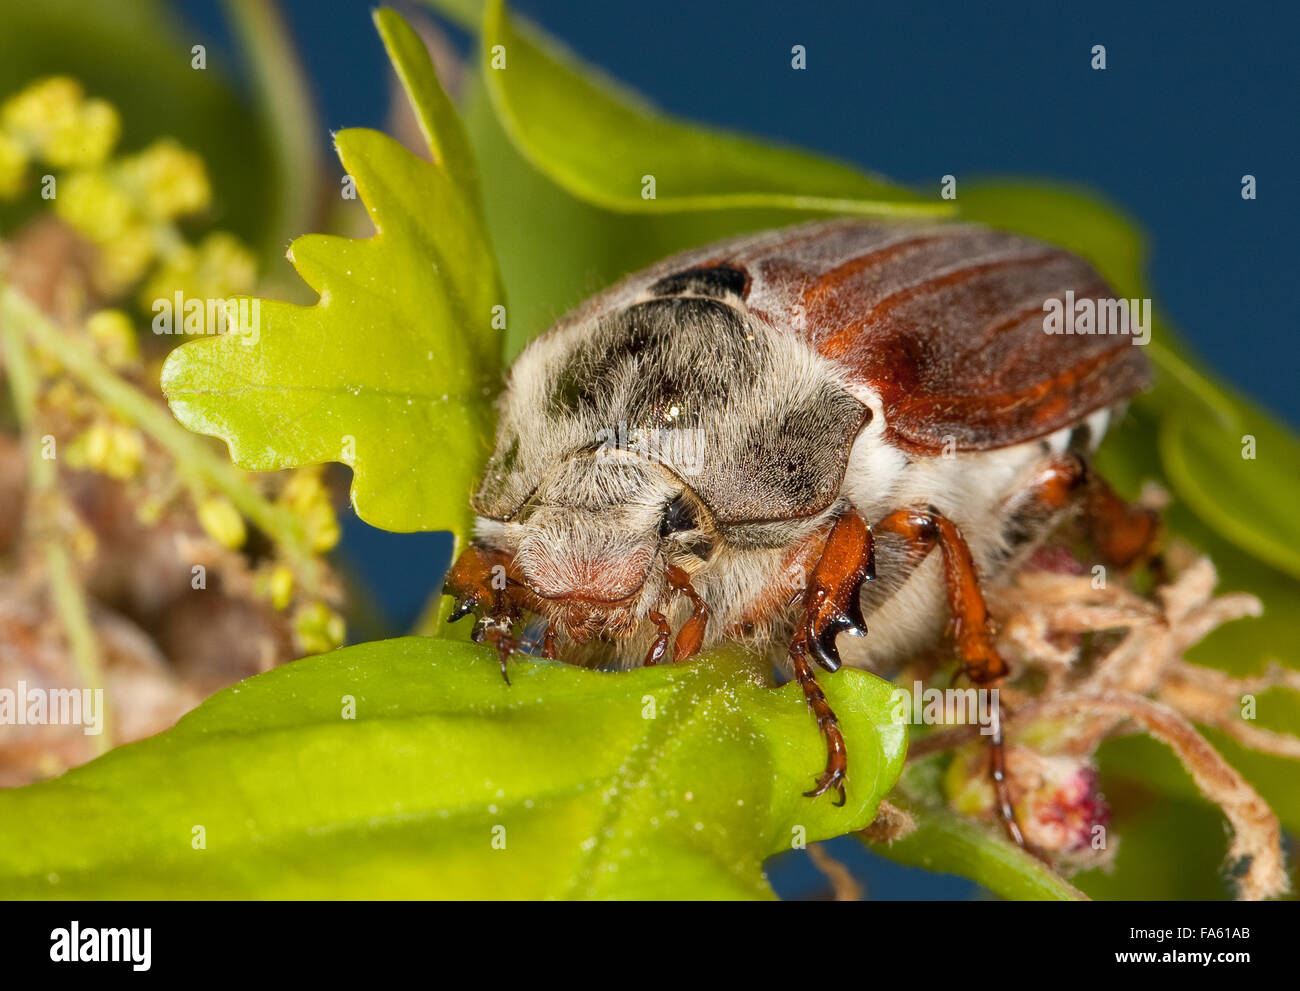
183, 0, 1299, 430
177, 0, 1298, 899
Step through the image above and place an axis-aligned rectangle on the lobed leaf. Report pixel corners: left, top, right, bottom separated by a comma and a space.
0, 639, 906, 899
373, 7, 484, 226
161, 10, 501, 548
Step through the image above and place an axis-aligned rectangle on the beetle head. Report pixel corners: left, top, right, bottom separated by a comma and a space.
483, 447, 715, 641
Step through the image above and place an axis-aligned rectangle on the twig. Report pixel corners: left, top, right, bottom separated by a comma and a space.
807, 843, 862, 901
222, 0, 324, 270
0, 283, 109, 753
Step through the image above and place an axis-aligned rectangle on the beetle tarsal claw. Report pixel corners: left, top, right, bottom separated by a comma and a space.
448, 596, 476, 623
804, 765, 848, 808
471, 615, 521, 684
807, 619, 843, 672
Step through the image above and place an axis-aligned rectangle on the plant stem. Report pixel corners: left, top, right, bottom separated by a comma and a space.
223, 0, 323, 270
0, 287, 110, 754
0, 285, 322, 596
861, 800, 1087, 901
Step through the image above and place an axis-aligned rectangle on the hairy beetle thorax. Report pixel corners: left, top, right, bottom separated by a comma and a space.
473, 291, 870, 528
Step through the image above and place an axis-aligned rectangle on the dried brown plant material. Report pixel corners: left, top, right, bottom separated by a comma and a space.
1158, 663, 1300, 761
808, 842, 863, 901
860, 798, 917, 845
1014, 692, 1287, 901
946, 548, 1294, 897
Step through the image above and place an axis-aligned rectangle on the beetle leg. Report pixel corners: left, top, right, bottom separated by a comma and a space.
792, 638, 848, 806
1011, 452, 1160, 570
665, 564, 710, 662
800, 509, 874, 672
874, 507, 1005, 685
874, 507, 1023, 841
791, 508, 875, 806
644, 608, 672, 666
987, 718, 1026, 849
1082, 466, 1162, 570
472, 616, 523, 684
444, 543, 527, 683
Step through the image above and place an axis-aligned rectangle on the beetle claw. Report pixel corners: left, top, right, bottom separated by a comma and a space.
469, 622, 486, 643
844, 588, 868, 637
803, 765, 848, 807
448, 597, 476, 623
807, 620, 843, 672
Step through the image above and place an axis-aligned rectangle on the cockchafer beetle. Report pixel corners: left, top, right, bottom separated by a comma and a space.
444, 219, 1159, 836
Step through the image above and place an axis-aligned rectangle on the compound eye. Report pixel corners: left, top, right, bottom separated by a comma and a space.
659, 494, 698, 536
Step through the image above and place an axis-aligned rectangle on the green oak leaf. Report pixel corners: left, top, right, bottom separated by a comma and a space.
1160, 406, 1300, 579
161, 9, 500, 546
0, 639, 906, 899
479, 0, 948, 218
373, 8, 484, 228
862, 803, 1086, 901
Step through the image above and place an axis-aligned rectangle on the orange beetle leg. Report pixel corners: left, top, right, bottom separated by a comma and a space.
791, 508, 874, 807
